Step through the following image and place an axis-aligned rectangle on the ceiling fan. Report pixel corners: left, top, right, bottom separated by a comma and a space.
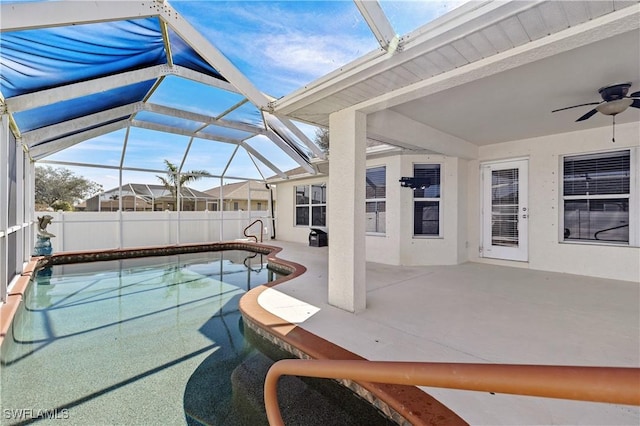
552, 82, 640, 142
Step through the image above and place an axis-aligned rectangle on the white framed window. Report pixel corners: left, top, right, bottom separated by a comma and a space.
562, 149, 638, 245
413, 164, 442, 237
295, 183, 326, 227
366, 166, 386, 234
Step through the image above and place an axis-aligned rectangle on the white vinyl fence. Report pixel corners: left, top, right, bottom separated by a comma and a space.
40, 211, 273, 253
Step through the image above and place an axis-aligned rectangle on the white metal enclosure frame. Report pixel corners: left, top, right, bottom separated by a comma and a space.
0, 0, 412, 300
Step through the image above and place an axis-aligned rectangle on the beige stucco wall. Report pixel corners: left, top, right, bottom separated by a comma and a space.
274, 122, 639, 282
467, 121, 640, 283
221, 199, 269, 212
397, 154, 467, 266
275, 153, 467, 267
274, 174, 328, 244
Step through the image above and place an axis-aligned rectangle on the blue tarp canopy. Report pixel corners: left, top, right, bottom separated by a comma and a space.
0, 1, 323, 181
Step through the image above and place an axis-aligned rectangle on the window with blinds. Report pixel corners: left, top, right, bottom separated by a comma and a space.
563, 150, 630, 243
366, 166, 386, 233
413, 164, 441, 236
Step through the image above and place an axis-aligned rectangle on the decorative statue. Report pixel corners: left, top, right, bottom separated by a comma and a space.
37, 215, 56, 238
34, 215, 55, 256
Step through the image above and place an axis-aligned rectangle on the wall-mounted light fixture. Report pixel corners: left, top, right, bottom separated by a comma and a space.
399, 177, 431, 189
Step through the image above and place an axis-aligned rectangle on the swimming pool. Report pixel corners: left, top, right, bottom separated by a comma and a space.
0, 247, 395, 425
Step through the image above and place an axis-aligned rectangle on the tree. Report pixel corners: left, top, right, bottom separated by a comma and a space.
156, 159, 208, 211
35, 166, 102, 210
314, 127, 329, 154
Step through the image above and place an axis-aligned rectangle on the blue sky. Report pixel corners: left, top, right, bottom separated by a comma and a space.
35, 0, 469, 193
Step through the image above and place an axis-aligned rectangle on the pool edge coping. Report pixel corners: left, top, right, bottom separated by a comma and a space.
1, 256, 46, 346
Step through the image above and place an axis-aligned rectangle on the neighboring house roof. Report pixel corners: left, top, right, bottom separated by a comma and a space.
204, 181, 270, 201
273, 1, 640, 150
100, 183, 215, 201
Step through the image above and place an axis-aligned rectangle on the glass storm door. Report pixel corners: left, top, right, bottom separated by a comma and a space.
482, 159, 528, 261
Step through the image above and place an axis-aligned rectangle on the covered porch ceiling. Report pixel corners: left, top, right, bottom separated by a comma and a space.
273, 1, 640, 155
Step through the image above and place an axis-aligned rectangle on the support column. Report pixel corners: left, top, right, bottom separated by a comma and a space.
1, 114, 9, 302
328, 109, 367, 313
15, 133, 24, 268
24, 161, 35, 260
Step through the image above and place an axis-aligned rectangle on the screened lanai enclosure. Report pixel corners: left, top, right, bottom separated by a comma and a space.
0, 0, 335, 299
1, 0, 433, 301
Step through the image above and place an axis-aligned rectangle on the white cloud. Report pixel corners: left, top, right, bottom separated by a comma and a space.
262, 33, 370, 78
177, 1, 377, 95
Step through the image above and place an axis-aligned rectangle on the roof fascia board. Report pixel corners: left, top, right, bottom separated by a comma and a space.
6, 65, 235, 113
271, 114, 327, 159
0, 1, 161, 32
22, 102, 142, 146
356, 4, 640, 116
265, 130, 315, 174
239, 141, 286, 179
30, 120, 128, 160
272, 1, 540, 114
353, 0, 397, 50
144, 103, 266, 135
159, 4, 273, 110
131, 120, 242, 145
400, 0, 522, 47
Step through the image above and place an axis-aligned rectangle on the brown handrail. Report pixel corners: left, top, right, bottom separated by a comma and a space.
243, 219, 264, 243
264, 359, 640, 426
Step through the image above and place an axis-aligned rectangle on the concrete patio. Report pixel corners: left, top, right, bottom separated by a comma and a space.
258, 240, 640, 425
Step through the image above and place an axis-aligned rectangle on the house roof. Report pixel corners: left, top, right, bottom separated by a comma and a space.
273, 1, 640, 150
267, 162, 330, 183
100, 183, 214, 201
205, 180, 270, 201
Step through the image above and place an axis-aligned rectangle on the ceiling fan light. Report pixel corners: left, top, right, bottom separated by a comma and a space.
596, 98, 632, 115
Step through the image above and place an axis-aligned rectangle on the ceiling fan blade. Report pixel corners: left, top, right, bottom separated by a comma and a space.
575, 109, 598, 122
551, 102, 600, 113
628, 91, 640, 98
630, 99, 640, 109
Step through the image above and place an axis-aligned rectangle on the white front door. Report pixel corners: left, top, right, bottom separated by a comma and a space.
482, 159, 528, 261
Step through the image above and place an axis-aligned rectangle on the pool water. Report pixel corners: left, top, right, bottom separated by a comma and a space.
1, 250, 394, 426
